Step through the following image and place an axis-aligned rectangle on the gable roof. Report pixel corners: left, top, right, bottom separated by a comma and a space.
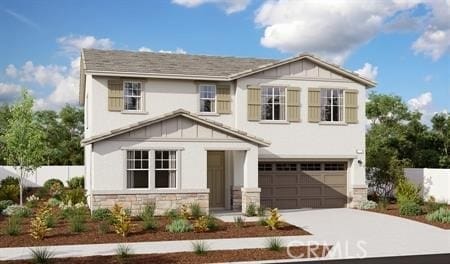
80, 49, 376, 104
81, 109, 271, 147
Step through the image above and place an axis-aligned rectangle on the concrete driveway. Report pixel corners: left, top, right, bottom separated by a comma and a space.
280, 208, 450, 259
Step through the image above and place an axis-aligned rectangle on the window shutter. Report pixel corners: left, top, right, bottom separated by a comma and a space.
247, 85, 261, 121
345, 89, 359, 123
308, 88, 321, 122
108, 79, 123, 111
216, 84, 231, 114
287, 87, 301, 122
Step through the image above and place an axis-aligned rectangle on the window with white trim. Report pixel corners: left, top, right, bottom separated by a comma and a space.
123, 81, 143, 111
320, 88, 343, 122
199, 84, 216, 113
155, 150, 177, 188
261, 87, 286, 120
126, 150, 149, 188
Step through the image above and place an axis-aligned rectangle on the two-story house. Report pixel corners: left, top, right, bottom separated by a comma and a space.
79, 49, 376, 215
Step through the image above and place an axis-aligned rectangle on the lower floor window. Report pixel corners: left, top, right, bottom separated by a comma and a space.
126, 150, 177, 189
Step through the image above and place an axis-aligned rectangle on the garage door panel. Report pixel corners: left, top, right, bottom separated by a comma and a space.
259, 161, 348, 209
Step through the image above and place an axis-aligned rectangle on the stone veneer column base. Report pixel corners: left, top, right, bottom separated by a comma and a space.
350, 186, 368, 208
231, 186, 242, 211
241, 188, 260, 214
90, 192, 209, 216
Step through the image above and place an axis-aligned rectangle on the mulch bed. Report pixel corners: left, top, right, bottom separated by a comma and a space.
367, 203, 450, 229
3, 246, 332, 264
0, 215, 310, 247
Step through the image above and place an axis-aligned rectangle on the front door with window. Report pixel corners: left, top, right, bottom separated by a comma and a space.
207, 151, 225, 208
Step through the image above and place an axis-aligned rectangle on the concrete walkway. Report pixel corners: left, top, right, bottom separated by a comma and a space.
1, 208, 449, 262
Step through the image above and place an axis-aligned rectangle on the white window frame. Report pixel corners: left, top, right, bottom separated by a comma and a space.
320, 88, 344, 123
261, 86, 287, 121
154, 150, 178, 189
126, 150, 150, 189
123, 81, 144, 111
199, 84, 217, 113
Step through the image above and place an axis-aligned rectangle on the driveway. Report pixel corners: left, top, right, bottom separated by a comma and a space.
280, 208, 450, 259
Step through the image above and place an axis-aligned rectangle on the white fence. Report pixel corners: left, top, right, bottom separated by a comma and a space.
0, 166, 84, 187
404, 168, 450, 204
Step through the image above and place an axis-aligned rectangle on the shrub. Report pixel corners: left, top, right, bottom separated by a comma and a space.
180, 204, 190, 219
98, 220, 110, 234
112, 204, 133, 237
139, 205, 157, 231
266, 237, 283, 251
165, 218, 193, 233
29, 247, 54, 264
5, 215, 22, 236
43, 179, 64, 190
26, 194, 40, 208
61, 204, 87, 219
2, 204, 32, 217
258, 217, 268, 226
0, 176, 19, 186
30, 204, 52, 240
358, 200, 378, 210
92, 208, 112, 221
399, 201, 422, 216
0, 200, 14, 213
48, 182, 63, 199
164, 208, 180, 220
67, 176, 84, 189
377, 198, 389, 210
265, 208, 282, 230
69, 214, 86, 233
139, 204, 155, 218
192, 241, 209, 255
193, 216, 209, 232
189, 202, 203, 219
257, 206, 266, 217
245, 203, 257, 217
47, 198, 61, 207
36, 188, 49, 199
233, 216, 245, 228
116, 244, 133, 264
426, 207, 450, 223
0, 180, 20, 202
396, 179, 422, 205
44, 213, 57, 228
424, 196, 447, 213
205, 214, 218, 231
61, 188, 86, 205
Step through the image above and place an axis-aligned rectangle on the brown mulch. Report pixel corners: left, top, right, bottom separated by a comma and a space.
3, 246, 332, 264
367, 203, 450, 229
0, 216, 310, 247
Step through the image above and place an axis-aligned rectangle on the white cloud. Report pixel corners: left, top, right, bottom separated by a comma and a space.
172, 0, 250, 14
138, 46, 153, 52
0, 83, 21, 102
57, 35, 113, 54
158, 48, 187, 54
254, 0, 449, 64
408, 92, 433, 112
5, 64, 17, 78
355, 63, 378, 81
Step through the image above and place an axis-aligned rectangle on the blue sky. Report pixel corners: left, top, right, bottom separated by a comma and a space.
0, 0, 448, 120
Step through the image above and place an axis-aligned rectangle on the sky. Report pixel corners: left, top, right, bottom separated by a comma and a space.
0, 0, 449, 122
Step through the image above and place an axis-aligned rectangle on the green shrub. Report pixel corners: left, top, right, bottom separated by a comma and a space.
139, 204, 155, 219
266, 237, 283, 251
426, 207, 450, 223
61, 206, 87, 220
258, 217, 268, 226
67, 176, 84, 189
233, 216, 245, 228
61, 188, 86, 205
265, 208, 282, 230
245, 203, 257, 217
43, 179, 64, 190
5, 215, 22, 236
424, 196, 447, 213
358, 200, 378, 210
189, 202, 203, 219
47, 198, 61, 207
0, 183, 20, 202
2, 204, 32, 217
164, 209, 180, 220
0, 200, 14, 213
192, 241, 209, 255
399, 201, 422, 216
0, 176, 19, 186
115, 244, 132, 264
69, 214, 86, 233
26, 194, 40, 208
205, 215, 218, 231
92, 208, 112, 221
29, 247, 54, 264
165, 218, 193, 233
139, 204, 157, 230
396, 179, 422, 204
257, 206, 266, 217
36, 188, 49, 199
377, 198, 389, 210
44, 214, 58, 228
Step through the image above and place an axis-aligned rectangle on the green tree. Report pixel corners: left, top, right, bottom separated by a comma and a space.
0, 104, 12, 164
431, 113, 450, 167
58, 105, 84, 165
4, 90, 45, 205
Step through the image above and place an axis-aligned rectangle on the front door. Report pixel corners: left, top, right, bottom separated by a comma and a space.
207, 151, 225, 208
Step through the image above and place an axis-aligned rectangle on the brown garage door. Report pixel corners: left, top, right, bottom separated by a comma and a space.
259, 162, 348, 209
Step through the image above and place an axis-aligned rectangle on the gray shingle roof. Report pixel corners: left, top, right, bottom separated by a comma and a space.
82, 49, 276, 77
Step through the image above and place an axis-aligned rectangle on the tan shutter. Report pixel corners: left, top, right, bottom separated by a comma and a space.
287, 87, 301, 122
216, 84, 231, 114
308, 88, 321, 122
108, 79, 123, 111
345, 89, 359, 123
247, 85, 261, 121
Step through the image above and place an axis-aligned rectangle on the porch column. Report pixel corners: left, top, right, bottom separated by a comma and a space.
241, 146, 260, 213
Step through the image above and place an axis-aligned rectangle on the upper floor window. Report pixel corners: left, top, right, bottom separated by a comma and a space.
320, 88, 343, 122
199, 84, 216, 113
124, 81, 142, 111
261, 87, 286, 121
